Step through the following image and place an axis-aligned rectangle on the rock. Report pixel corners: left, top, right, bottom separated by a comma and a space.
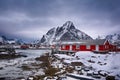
0, 67, 3, 70
83, 67, 90, 72
71, 62, 83, 66
106, 76, 115, 80
98, 70, 108, 77
93, 71, 99, 75
92, 74, 101, 79
87, 71, 93, 76
88, 60, 95, 63
92, 71, 101, 79
117, 74, 120, 78
0, 77, 5, 80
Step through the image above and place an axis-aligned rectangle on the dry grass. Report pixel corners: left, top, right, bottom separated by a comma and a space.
34, 75, 45, 80
35, 55, 49, 62
21, 65, 32, 71
44, 67, 59, 77
65, 67, 74, 73
0, 53, 27, 59
35, 53, 60, 77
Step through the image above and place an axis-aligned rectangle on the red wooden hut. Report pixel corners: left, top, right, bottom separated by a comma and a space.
54, 39, 119, 52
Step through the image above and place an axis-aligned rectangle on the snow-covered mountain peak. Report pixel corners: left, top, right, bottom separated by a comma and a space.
62, 21, 75, 30
40, 21, 93, 45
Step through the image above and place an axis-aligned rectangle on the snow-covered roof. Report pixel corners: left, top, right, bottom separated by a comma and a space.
53, 39, 106, 45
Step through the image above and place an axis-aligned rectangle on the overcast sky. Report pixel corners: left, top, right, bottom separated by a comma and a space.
0, 0, 120, 41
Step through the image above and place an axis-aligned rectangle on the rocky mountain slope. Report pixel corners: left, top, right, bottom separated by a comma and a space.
40, 21, 93, 45
106, 33, 120, 46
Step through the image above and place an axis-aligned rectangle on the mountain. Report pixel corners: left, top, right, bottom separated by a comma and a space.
40, 21, 93, 45
105, 33, 120, 46
0, 36, 24, 45
0, 36, 4, 43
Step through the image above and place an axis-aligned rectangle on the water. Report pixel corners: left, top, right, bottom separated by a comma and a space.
0, 49, 51, 79
16, 49, 51, 58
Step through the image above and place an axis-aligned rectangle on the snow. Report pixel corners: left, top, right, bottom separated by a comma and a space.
75, 52, 120, 73
0, 48, 120, 79
59, 41, 87, 44
55, 28, 67, 41
54, 51, 120, 79
67, 73, 94, 79
54, 54, 74, 60
0, 52, 9, 54
106, 33, 120, 43
34, 68, 45, 75
49, 27, 56, 44
66, 77, 77, 80
13, 45, 21, 48
16, 49, 51, 58
7, 40, 16, 44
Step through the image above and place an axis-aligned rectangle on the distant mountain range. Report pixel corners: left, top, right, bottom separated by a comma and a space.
39, 21, 120, 45
1, 21, 120, 46
0, 36, 23, 44
40, 21, 93, 45
105, 33, 120, 46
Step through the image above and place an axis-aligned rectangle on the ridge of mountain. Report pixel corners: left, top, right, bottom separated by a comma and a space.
40, 21, 93, 45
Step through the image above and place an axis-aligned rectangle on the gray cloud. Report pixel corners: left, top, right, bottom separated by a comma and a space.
0, 0, 120, 41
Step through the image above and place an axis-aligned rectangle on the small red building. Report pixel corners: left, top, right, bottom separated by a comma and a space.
20, 45, 29, 49
54, 39, 120, 52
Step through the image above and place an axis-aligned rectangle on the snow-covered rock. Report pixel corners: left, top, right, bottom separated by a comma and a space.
7, 39, 16, 44
40, 21, 93, 45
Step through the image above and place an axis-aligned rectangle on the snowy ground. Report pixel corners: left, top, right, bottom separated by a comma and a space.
0, 49, 51, 79
75, 52, 120, 76
0, 50, 120, 80
54, 51, 120, 80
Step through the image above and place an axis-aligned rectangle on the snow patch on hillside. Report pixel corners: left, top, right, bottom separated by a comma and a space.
106, 33, 120, 43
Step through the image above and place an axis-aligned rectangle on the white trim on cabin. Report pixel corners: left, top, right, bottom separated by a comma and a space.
96, 45, 99, 51
70, 45, 72, 51
86, 45, 90, 49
